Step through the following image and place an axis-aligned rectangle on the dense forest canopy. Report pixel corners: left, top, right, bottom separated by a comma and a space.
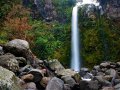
0, 0, 120, 68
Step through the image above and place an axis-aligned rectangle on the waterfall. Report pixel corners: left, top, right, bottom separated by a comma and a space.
71, 5, 80, 72
71, 0, 100, 72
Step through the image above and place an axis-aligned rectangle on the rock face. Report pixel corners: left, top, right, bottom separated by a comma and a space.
0, 66, 22, 90
44, 0, 57, 21
100, 0, 120, 19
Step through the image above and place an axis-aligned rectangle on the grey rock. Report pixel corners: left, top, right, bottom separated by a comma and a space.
94, 76, 112, 86
23, 82, 37, 90
48, 59, 65, 72
61, 76, 76, 87
96, 72, 105, 76
114, 83, 120, 90
0, 46, 4, 55
3, 39, 37, 66
6, 39, 29, 50
114, 79, 120, 85
16, 57, 27, 67
0, 53, 19, 72
46, 77, 64, 90
56, 69, 81, 83
93, 65, 100, 70
0, 66, 22, 90
105, 69, 116, 77
63, 84, 71, 90
100, 62, 110, 68
88, 80, 99, 90
116, 62, 120, 67
19, 65, 32, 73
101, 86, 114, 90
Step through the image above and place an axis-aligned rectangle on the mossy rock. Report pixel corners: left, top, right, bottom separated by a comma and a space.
0, 66, 22, 90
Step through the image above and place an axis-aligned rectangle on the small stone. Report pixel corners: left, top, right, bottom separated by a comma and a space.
21, 74, 34, 82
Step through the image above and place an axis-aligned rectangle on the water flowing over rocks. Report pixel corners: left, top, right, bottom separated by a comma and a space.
1, 39, 120, 90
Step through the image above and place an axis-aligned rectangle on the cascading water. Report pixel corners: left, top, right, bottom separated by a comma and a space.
71, 4, 80, 72
71, 0, 100, 72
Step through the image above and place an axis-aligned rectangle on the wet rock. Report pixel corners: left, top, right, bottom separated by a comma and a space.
81, 72, 93, 80
0, 53, 19, 72
46, 77, 64, 90
80, 67, 90, 77
0, 66, 22, 90
61, 76, 76, 87
105, 69, 116, 78
80, 67, 89, 72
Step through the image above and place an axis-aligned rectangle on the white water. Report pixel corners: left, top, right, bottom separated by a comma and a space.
71, 0, 100, 72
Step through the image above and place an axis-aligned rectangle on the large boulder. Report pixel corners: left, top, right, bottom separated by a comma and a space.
0, 66, 22, 90
3, 39, 37, 66
46, 77, 64, 90
6, 39, 29, 50
0, 53, 19, 72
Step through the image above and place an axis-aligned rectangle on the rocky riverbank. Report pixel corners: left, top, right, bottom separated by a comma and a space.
0, 39, 120, 90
